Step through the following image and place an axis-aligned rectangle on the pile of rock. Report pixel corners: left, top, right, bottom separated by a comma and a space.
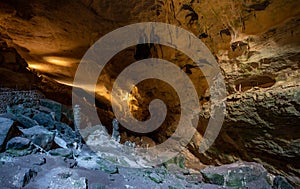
0, 95, 295, 188
0, 97, 77, 156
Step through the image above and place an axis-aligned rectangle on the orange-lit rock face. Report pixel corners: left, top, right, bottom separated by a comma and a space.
0, 0, 299, 91
0, 0, 300, 186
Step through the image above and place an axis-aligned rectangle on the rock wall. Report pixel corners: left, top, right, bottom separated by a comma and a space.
191, 84, 300, 185
0, 0, 299, 186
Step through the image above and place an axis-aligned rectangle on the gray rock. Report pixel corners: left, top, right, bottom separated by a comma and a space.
20, 125, 55, 150
200, 162, 272, 189
38, 105, 53, 114
245, 177, 272, 189
89, 183, 107, 189
274, 176, 295, 189
49, 148, 73, 158
39, 99, 62, 121
164, 155, 186, 169
0, 154, 48, 188
12, 168, 37, 188
149, 172, 163, 183
0, 153, 284, 189
0, 112, 17, 120
16, 115, 39, 128
206, 86, 300, 186
54, 122, 76, 143
96, 158, 119, 174
49, 176, 87, 189
6, 137, 31, 150
28, 166, 87, 189
0, 117, 20, 151
112, 118, 120, 143
77, 156, 118, 174
54, 135, 68, 149
33, 112, 55, 130
6, 137, 33, 156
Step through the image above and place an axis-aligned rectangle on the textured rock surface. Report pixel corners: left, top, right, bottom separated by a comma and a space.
0, 153, 287, 189
0, 117, 19, 151
20, 126, 55, 151
200, 162, 271, 189
5, 137, 34, 156
32, 112, 55, 130
191, 84, 300, 186
0, 97, 294, 188
0, 0, 299, 187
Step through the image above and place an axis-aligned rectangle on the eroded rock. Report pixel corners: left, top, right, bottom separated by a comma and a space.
5, 137, 34, 156
33, 112, 55, 130
197, 85, 300, 186
20, 125, 55, 150
39, 99, 62, 121
0, 117, 20, 151
49, 148, 73, 158
16, 115, 39, 128
200, 162, 272, 189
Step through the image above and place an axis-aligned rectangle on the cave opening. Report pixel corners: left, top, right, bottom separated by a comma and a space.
95, 43, 210, 148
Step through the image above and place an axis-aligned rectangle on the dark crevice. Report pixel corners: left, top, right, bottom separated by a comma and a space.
235, 75, 276, 91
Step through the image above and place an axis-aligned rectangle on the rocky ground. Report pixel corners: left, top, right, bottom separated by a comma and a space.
0, 93, 295, 188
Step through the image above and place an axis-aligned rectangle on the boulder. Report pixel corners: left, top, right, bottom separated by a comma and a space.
0, 117, 20, 151
6, 137, 31, 150
39, 99, 62, 121
53, 135, 68, 149
16, 115, 39, 128
77, 156, 118, 174
20, 125, 55, 150
11, 168, 38, 188
49, 148, 73, 158
5, 137, 34, 156
200, 162, 272, 189
33, 112, 55, 130
0, 112, 17, 120
54, 122, 76, 143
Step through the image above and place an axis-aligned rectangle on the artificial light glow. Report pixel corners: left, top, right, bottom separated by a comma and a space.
43, 56, 78, 66
28, 64, 44, 70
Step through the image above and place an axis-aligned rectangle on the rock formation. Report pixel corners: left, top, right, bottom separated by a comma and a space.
0, 0, 299, 187
0, 97, 294, 188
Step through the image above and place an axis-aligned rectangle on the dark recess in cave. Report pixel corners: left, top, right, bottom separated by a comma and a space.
235, 75, 276, 91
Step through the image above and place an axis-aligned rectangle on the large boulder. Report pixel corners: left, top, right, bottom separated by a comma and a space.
16, 115, 39, 128
33, 112, 55, 130
20, 126, 55, 151
200, 162, 272, 189
0, 117, 20, 151
5, 137, 34, 156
